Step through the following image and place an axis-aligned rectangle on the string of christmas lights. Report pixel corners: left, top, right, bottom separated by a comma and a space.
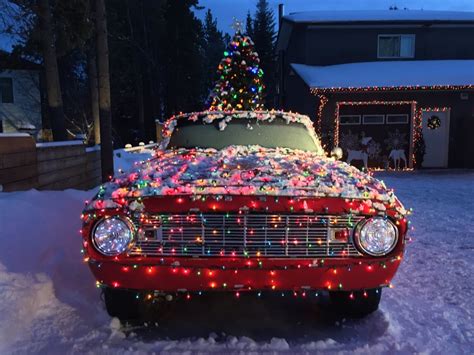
310, 84, 474, 94
86, 254, 403, 272
315, 94, 328, 137
311, 85, 457, 168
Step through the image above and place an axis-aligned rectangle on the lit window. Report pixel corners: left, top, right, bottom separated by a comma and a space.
0, 77, 14, 103
339, 115, 361, 125
362, 115, 384, 125
378, 35, 415, 58
386, 114, 409, 124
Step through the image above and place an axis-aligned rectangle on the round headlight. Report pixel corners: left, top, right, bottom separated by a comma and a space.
355, 217, 398, 256
92, 217, 134, 256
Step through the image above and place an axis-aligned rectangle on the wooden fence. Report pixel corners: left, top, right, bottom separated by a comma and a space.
0, 134, 101, 192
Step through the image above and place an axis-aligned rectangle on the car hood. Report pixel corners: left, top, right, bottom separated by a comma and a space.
90, 145, 400, 209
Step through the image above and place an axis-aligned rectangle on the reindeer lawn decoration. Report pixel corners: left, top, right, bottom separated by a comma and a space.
346, 137, 372, 171
389, 149, 407, 170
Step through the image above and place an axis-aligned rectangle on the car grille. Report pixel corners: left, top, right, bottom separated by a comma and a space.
129, 214, 364, 258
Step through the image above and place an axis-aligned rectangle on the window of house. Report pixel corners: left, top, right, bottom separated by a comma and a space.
386, 114, 409, 124
362, 115, 385, 125
378, 35, 415, 58
0, 78, 14, 103
339, 115, 361, 125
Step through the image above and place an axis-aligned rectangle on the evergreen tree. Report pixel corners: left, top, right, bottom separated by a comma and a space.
223, 32, 231, 45
245, 11, 253, 37
202, 9, 226, 101
163, 0, 205, 116
209, 23, 265, 111
251, 0, 276, 107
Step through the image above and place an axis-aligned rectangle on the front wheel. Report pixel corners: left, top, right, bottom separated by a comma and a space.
103, 287, 143, 320
329, 288, 382, 318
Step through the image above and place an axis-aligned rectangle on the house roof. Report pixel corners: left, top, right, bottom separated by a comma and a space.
283, 10, 474, 24
0, 50, 41, 71
290, 60, 474, 91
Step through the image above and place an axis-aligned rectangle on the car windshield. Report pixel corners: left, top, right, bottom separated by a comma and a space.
167, 116, 324, 154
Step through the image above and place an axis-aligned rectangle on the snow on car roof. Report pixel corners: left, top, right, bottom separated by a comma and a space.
284, 10, 474, 23
291, 60, 474, 90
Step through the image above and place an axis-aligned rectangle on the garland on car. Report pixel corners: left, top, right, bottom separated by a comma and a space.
84, 144, 407, 218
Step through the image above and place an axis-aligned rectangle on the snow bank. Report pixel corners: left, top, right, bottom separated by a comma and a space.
0, 171, 473, 353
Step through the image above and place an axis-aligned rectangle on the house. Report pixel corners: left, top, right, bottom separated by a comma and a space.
0, 50, 43, 138
276, 10, 474, 169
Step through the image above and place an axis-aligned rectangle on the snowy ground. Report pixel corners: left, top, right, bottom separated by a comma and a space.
0, 166, 473, 353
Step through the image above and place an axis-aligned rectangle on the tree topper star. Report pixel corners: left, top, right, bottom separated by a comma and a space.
231, 18, 244, 33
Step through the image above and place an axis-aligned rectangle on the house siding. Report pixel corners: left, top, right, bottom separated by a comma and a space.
0, 70, 42, 136
287, 23, 474, 65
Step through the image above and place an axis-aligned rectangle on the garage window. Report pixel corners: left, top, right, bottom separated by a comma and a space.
387, 114, 409, 124
339, 115, 361, 125
362, 115, 385, 125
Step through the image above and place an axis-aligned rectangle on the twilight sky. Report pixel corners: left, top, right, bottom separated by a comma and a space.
2, 1, 474, 51
196, 0, 474, 33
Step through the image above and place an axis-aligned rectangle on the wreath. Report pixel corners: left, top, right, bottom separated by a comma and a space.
427, 115, 441, 130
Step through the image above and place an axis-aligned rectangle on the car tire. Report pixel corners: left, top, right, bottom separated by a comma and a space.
329, 288, 382, 318
103, 287, 142, 320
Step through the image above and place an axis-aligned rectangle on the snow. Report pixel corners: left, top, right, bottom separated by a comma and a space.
16, 121, 36, 130
1, 169, 473, 353
291, 60, 474, 90
36, 140, 85, 148
0, 132, 30, 137
85, 145, 100, 153
113, 148, 155, 175
284, 10, 474, 23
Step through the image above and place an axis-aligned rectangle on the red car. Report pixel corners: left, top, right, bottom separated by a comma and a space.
81, 110, 408, 319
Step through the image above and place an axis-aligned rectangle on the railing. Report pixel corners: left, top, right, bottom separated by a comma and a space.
0, 134, 101, 191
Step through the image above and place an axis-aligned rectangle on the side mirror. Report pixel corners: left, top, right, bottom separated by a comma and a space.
330, 147, 343, 160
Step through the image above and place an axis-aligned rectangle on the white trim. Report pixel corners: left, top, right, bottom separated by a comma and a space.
377, 34, 415, 59
386, 114, 409, 124
339, 115, 361, 125
362, 114, 385, 125
408, 104, 415, 168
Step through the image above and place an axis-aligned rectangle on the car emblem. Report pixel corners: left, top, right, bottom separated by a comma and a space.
155, 226, 163, 242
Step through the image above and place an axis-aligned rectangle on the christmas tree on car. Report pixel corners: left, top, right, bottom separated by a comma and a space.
208, 20, 265, 111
